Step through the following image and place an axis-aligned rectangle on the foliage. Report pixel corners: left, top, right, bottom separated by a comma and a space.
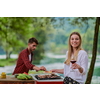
0, 58, 17, 67
0, 17, 34, 59
0, 17, 54, 63
0, 17, 100, 65
44, 17, 100, 55
32, 29, 46, 64
82, 29, 94, 53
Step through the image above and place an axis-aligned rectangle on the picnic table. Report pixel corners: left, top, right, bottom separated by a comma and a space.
0, 75, 35, 84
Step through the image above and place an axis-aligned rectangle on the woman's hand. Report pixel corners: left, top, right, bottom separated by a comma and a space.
71, 63, 80, 69
71, 63, 83, 73
50, 69, 59, 73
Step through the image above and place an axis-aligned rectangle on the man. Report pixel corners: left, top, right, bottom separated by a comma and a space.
13, 37, 46, 74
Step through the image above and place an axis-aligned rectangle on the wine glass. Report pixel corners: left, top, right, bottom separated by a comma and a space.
70, 56, 76, 72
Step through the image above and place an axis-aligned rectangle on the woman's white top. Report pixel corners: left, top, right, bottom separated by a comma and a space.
64, 50, 88, 84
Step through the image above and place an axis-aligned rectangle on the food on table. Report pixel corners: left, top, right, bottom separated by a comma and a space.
16, 74, 32, 80
44, 71, 52, 73
35, 73, 61, 80
23, 72, 28, 75
1, 72, 6, 79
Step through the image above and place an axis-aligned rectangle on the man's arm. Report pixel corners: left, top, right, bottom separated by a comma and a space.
21, 51, 46, 71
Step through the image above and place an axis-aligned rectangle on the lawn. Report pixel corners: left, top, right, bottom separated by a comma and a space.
0, 59, 17, 67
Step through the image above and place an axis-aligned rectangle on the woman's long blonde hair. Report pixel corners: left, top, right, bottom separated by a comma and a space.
64, 32, 83, 65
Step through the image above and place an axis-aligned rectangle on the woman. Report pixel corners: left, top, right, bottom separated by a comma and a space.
51, 32, 88, 84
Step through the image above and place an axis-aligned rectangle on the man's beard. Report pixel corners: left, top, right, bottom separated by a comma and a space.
31, 49, 35, 52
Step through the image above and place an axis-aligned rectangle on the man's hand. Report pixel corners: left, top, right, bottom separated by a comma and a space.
33, 66, 40, 71
39, 66, 46, 71
33, 66, 46, 71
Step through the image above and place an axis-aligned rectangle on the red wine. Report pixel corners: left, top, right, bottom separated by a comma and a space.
70, 60, 76, 64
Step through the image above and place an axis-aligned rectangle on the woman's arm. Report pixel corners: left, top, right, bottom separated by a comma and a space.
50, 69, 64, 74
72, 51, 88, 74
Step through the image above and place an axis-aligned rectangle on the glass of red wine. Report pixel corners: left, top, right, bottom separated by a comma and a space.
70, 56, 76, 72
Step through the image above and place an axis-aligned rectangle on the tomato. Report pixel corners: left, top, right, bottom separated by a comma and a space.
23, 72, 28, 75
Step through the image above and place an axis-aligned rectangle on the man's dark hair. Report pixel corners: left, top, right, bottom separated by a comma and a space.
28, 37, 39, 44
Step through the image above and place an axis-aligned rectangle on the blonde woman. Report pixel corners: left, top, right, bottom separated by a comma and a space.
51, 32, 88, 84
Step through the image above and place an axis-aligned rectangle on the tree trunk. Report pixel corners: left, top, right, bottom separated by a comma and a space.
6, 51, 11, 59
85, 17, 100, 84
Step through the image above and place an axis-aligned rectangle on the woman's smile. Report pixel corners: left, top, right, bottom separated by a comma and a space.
70, 34, 80, 48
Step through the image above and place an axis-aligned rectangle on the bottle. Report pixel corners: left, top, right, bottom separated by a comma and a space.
1, 72, 6, 79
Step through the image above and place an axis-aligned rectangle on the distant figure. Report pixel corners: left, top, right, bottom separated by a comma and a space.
13, 37, 46, 75
51, 32, 88, 84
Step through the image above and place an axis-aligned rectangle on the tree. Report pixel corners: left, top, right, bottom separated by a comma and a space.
85, 17, 100, 84
1, 17, 34, 59
0, 17, 55, 64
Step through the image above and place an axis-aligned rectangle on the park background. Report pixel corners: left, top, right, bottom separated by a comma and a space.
0, 17, 100, 84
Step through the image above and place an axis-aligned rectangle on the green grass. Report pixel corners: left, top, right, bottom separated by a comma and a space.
0, 59, 17, 67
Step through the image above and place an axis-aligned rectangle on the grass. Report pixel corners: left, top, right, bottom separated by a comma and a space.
0, 59, 17, 67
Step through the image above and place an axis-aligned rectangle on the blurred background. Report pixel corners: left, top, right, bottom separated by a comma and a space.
0, 17, 100, 83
